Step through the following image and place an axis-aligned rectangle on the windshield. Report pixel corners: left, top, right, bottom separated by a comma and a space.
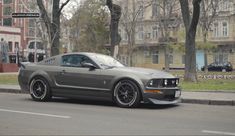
90, 54, 124, 68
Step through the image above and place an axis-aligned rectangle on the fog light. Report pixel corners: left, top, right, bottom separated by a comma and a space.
164, 79, 168, 86
149, 80, 153, 86
176, 80, 179, 85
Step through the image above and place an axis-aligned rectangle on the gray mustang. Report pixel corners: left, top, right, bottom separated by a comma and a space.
18, 52, 181, 108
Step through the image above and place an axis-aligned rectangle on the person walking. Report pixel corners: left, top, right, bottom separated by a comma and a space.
0, 38, 3, 63
0, 38, 9, 63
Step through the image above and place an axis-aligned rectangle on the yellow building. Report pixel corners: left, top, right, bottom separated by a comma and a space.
116, 0, 235, 71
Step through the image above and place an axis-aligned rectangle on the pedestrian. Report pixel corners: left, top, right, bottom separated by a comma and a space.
0, 38, 9, 63
0, 38, 3, 63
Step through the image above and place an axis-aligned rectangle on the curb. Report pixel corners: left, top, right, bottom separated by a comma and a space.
181, 98, 235, 106
0, 88, 234, 106
0, 88, 27, 94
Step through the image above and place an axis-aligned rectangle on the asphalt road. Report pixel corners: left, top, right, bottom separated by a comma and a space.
0, 93, 235, 135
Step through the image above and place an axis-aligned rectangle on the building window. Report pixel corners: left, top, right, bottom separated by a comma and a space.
152, 26, 158, 39
219, 0, 230, 11
137, 1, 144, 19
15, 42, 19, 52
28, 28, 35, 37
152, 50, 159, 64
182, 55, 185, 64
169, 55, 173, 64
119, 55, 128, 66
152, 0, 158, 17
222, 22, 228, 37
8, 41, 12, 52
3, 6, 12, 15
168, 49, 173, 64
144, 50, 150, 58
3, 0, 12, 4
213, 21, 229, 38
120, 29, 128, 41
213, 22, 219, 37
214, 53, 228, 64
3, 18, 12, 26
137, 26, 144, 40
29, 19, 36, 27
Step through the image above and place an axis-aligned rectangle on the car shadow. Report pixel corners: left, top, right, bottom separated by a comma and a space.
23, 97, 180, 110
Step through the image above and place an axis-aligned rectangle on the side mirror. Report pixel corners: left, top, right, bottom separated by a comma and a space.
81, 62, 96, 70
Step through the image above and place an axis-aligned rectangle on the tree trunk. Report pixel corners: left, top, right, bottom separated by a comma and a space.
180, 0, 201, 82
184, 30, 197, 82
106, 0, 121, 56
164, 45, 170, 72
203, 32, 208, 73
51, 0, 60, 56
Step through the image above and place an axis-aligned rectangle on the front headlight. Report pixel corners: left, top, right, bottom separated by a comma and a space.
147, 78, 179, 88
146, 79, 161, 88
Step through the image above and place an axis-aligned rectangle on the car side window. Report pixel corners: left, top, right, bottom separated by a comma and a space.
61, 55, 94, 68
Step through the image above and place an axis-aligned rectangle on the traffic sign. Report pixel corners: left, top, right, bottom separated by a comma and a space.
12, 13, 40, 18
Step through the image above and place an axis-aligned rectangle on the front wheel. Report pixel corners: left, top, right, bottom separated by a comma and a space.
113, 80, 141, 108
29, 77, 51, 101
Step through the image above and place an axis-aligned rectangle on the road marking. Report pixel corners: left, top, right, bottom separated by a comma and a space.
202, 130, 235, 135
0, 108, 71, 119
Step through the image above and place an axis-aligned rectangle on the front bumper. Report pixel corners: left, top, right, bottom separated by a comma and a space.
142, 87, 181, 105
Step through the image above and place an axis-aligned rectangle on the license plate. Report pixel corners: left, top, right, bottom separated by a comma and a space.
175, 91, 181, 98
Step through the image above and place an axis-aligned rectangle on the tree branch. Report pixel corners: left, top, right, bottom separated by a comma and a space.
190, 0, 202, 32
36, 0, 52, 39
58, 0, 70, 13
179, 0, 190, 31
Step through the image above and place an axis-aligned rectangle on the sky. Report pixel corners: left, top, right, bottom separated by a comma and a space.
62, 0, 81, 19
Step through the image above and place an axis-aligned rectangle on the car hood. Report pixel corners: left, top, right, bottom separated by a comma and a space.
113, 67, 176, 78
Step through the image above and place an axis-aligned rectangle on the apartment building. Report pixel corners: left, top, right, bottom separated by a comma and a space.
116, 0, 235, 70
0, 0, 51, 61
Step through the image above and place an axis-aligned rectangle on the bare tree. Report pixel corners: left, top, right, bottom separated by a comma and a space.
154, 0, 181, 71
37, 0, 70, 56
69, 0, 109, 53
180, 0, 202, 82
120, 0, 152, 66
199, 0, 219, 73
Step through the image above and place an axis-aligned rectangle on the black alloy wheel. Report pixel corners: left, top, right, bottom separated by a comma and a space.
114, 80, 141, 108
29, 77, 51, 101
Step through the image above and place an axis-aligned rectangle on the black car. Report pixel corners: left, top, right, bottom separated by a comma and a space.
201, 62, 233, 72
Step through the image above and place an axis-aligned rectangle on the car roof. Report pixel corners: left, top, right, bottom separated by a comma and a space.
59, 52, 101, 57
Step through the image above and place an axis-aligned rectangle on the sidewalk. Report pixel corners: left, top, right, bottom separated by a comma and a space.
0, 84, 234, 106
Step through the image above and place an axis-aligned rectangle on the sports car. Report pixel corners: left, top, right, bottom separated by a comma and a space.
18, 52, 181, 108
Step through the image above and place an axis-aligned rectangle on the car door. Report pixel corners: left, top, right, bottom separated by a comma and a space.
54, 54, 109, 97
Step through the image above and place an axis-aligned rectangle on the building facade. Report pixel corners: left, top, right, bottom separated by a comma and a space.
116, 0, 235, 71
0, 0, 51, 62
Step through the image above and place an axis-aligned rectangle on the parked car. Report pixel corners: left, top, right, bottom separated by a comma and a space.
18, 52, 181, 108
201, 62, 233, 72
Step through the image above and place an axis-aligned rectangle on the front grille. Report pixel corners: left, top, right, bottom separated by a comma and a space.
164, 94, 176, 101
147, 78, 179, 88
162, 78, 179, 87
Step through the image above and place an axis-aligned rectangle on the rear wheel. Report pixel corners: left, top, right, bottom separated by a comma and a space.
113, 80, 141, 108
29, 77, 51, 101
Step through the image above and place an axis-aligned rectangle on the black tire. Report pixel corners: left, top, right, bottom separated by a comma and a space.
29, 77, 51, 101
113, 80, 141, 108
